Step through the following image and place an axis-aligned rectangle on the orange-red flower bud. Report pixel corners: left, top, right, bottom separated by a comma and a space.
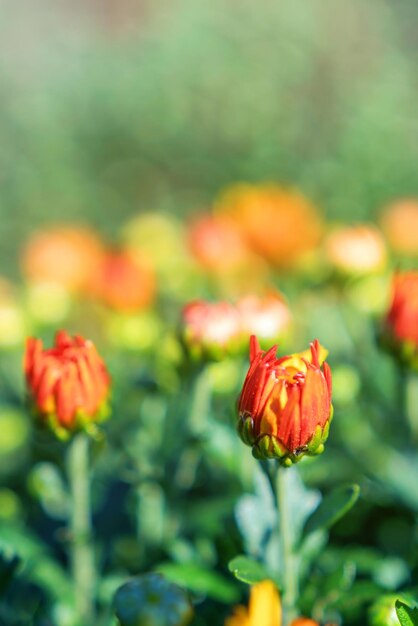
238, 336, 332, 464
24, 330, 111, 438
384, 272, 418, 367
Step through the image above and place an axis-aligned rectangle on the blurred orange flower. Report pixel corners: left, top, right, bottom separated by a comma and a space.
216, 183, 322, 268
325, 224, 386, 275
225, 581, 281, 626
238, 336, 332, 464
380, 198, 418, 256
21, 226, 105, 292
188, 214, 249, 271
237, 293, 291, 345
24, 330, 111, 437
91, 250, 155, 313
386, 272, 418, 349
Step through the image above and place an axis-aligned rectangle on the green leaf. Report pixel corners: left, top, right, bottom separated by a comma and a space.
396, 600, 418, 626
228, 555, 280, 587
156, 562, 239, 603
303, 484, 360, 538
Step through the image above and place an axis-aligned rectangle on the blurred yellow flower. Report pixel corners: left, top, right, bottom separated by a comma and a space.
325, 224, 386, 275
225, 581, 282, 626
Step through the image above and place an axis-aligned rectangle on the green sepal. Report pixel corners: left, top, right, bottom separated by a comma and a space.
33, 398, 111, 442
238, 416, 256, 446
251, 434, 288, 462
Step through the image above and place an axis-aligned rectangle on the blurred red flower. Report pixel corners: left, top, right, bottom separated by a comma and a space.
24, 330, 111, 437
386, 272, 418, 349
238, 336, 332, 464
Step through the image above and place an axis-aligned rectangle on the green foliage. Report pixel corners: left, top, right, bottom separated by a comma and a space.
228, 556, 278, 587
1, 2, 418, 625
302, 484, 360, 537
396, 600, 418, 626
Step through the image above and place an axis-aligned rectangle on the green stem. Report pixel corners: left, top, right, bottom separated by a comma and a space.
405, 372, 418, 444
67, 433, 96, 625
276, 464, 298, 624
188, 366, 211, 436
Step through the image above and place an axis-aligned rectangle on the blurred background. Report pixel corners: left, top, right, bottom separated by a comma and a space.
2, 0, 418, 277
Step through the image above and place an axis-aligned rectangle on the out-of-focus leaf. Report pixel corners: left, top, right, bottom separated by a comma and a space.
113, 573, 193, 626
0, 523, 72, 601
373, 557, 409, 591
235, 464, 276, 559
28, 462, 69, 520
302, 484, 360, 538
228, 555, 280, 587
155, 562, 239, 603
0, 545, 20, 592
396, 600, 418, 626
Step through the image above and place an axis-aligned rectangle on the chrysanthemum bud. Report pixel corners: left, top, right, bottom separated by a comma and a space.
24, 330, 111, 439
383, 272, 418, 369
238, 336, 333, 465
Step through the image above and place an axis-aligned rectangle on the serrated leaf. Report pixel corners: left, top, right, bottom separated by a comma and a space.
228, 555, 279, 587
396, 600, 418, 626
303, 484, 360, 538
156, 562, 239, 603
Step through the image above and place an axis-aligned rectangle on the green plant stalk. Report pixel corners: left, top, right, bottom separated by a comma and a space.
276, 464, 298, 624
405, 372, 418, 444
189, 366, 211, 436
67, 433, 96, 625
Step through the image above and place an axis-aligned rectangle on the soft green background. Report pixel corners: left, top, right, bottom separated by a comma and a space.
1, 0, 418, 275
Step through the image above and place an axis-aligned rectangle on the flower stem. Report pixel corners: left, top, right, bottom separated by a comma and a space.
67, 433, 96, 625
189, 366, 211, 436
405, 372, 418, 444
276, 464, 298, 624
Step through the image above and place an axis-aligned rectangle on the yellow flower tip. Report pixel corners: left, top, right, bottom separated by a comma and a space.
225, 581, 281, 626
249, 580, 281, 626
